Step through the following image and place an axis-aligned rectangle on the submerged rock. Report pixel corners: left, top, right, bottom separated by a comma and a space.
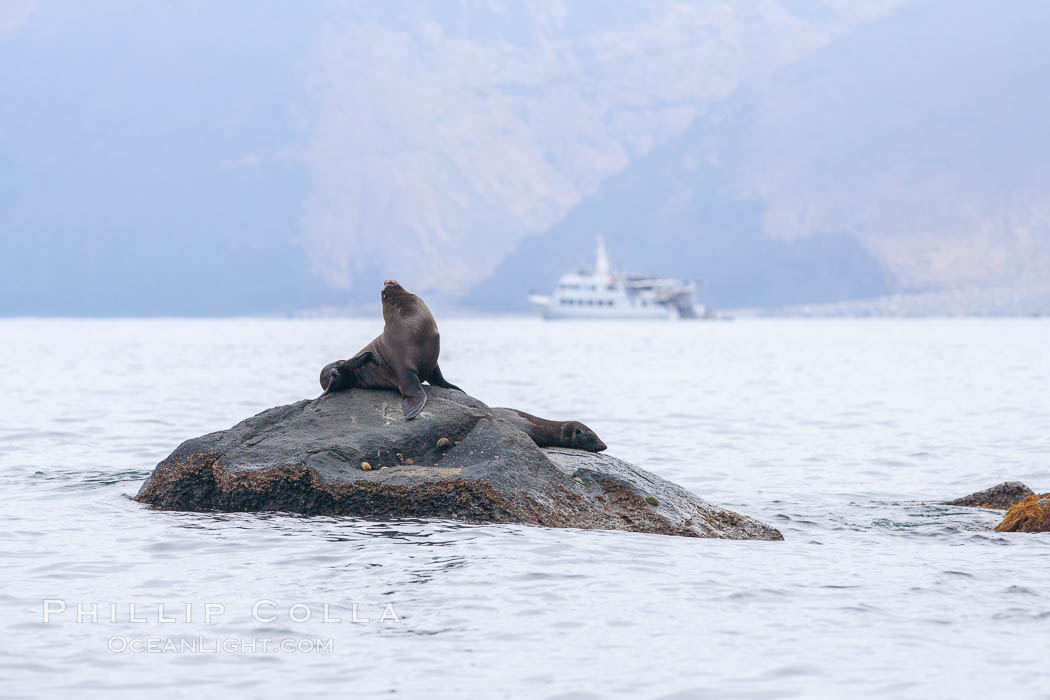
943, 482, 1034, 510
135, 387, 782, 541
995, 494, 1050, 533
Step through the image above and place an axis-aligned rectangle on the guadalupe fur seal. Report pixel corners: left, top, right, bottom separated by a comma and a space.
493, 407, 607, 452
319, 280, 462, 419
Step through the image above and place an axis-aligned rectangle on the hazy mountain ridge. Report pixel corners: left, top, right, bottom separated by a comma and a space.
731, 0, 1050, 294
1, 0, 909, 314
295, 0, 909, 296
467, 95, 892, 311
3, 1, 1047, 315
469, 0, 1050, 312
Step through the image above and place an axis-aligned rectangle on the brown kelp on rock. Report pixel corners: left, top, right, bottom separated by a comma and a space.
995, 494, 1050, 533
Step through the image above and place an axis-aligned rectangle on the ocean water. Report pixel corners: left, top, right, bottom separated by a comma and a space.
1, 317, 1049, 699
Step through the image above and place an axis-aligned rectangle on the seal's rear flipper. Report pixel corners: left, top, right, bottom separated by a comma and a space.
427, 363, 463, 392
346, 349, 381, 370
398, 370, 427, 419
320, 350, 383, 394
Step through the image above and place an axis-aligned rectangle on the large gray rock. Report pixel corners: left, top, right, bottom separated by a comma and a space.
135, 387, 783, 540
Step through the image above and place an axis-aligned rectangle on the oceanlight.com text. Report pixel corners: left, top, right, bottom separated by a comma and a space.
107, 636, 335, 654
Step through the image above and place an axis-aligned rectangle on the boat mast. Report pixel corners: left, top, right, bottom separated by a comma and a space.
595, 235, 610, 279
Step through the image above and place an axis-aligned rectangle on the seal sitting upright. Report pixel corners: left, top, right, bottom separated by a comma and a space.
319, 280, 462, 419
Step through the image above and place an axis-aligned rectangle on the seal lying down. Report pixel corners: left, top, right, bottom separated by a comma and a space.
492, 407, 606, 452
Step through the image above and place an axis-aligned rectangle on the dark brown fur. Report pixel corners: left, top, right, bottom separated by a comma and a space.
319, 280, 462, 418
492, 407, 606, 452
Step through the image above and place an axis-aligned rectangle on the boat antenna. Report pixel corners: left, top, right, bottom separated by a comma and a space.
595, 235, 610, 278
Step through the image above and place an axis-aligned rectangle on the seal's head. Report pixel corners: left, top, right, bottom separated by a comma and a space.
382, 279, 404, 296
561, 420, 607, 452
319, 360, 352, 394
380, 279, 418, 321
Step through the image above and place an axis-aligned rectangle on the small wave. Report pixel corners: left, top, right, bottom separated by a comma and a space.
8, 467, 152, 491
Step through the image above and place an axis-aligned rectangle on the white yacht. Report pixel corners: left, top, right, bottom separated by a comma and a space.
528, 237, 705, 320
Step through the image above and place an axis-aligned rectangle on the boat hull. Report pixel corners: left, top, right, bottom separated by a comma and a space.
537, 304, 676, 320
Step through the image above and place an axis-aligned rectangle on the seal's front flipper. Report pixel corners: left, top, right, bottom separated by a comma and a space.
398, 370, 427, 419
427, 363, 463, 392
402, 394, 426, 419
